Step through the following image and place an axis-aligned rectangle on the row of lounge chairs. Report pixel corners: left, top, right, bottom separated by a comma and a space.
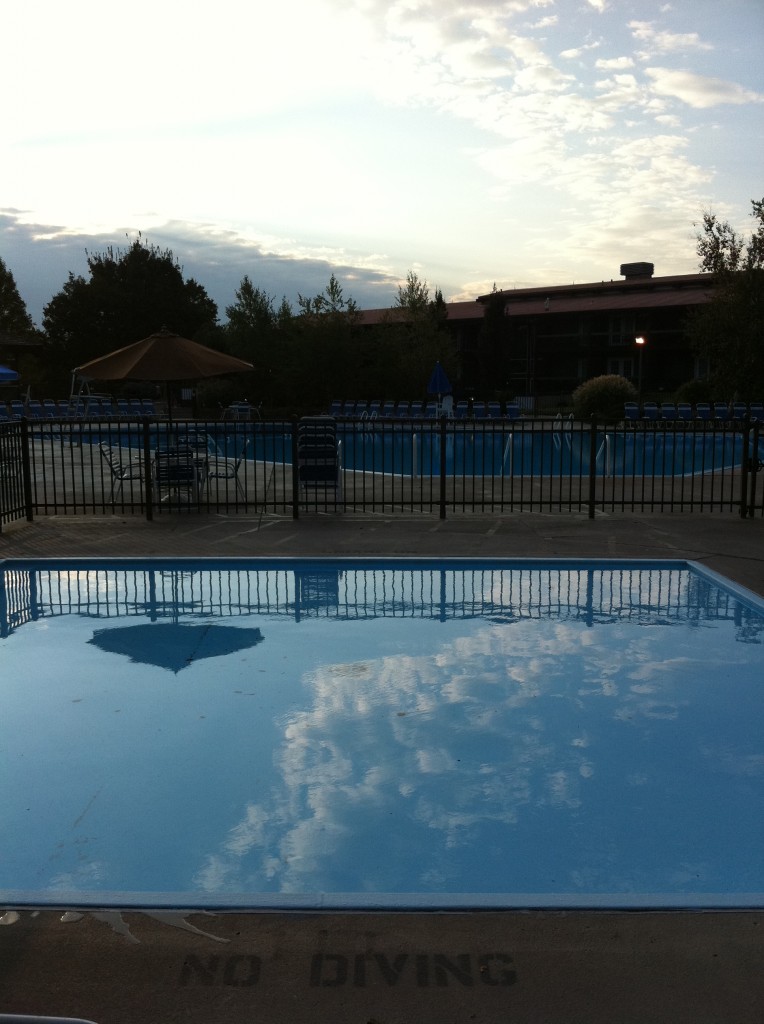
0, 397, 157, 422
328, 399, 522, 420
624, 401, 764, 423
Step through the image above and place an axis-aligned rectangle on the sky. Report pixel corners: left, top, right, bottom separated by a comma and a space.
2, 0, 763, 328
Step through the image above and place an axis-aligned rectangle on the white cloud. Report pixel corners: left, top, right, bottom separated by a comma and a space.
629, 20, 713, 55
645, 68, 764, 108
596, 56, 635, 70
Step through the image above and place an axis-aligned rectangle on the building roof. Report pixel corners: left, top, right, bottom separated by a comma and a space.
498, 285, 712, 318
357, 300, 484, 326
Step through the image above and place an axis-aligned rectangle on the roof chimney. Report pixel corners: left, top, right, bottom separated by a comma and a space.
620, 262, 654, 280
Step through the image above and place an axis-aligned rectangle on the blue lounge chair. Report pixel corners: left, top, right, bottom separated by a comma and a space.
380, 401, 396, 418
409, 400, 423, 418
26, 400, 45, 420
660, 403, 676, 421
328, 400, 342, 416
732, 403, 747, 421
472, 401, 487, 419
424, 401, 438, 418
749, 403, 764, 421
714, 402, 731, 421
454, 401, 468, 419
487, 401, 502, 419
367, 400, 381, 418
505, 402, 521, 421
641, 402, 659, 422
396, 401, 410, 418
676, 403, 693, 422
42, 399, 58, 420
695, 402, 712, 421
341, 400, 356, 417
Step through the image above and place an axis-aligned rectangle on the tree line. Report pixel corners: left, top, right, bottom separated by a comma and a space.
1, 197, 762, 409
0, 240, 458, 414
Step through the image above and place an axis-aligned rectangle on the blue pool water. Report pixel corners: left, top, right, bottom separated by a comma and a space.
2, 558, 762, 911
93, 423, 755, 477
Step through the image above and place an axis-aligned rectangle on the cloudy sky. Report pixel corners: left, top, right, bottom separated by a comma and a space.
2, 0, 762, 326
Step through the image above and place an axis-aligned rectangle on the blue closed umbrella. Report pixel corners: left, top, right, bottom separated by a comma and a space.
426, 361, 451, 396
0, 365, 19, 383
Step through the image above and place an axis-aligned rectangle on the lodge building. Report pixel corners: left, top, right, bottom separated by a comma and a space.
359, 263, 714, 406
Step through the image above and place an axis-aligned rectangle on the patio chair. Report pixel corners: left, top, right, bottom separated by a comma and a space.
380, 401, 396, 418
10, 400, 25, 420
660, 403, 676, 421
141, 398, 156, 416
204, 439, 251, 500
99, 443, 144, 503
342, 400, 356, 417
42, 399, 59, 419
424, 401, 438, 418
367, 400, 381, 418
454, 400, 469, 419
505, 402, 521, 421
624, 403, 639, 422
487, 401, 502, 419
409, 400, 423, 417
153, 448, 197, 502
732, 402, 747, 421
714, 402, 732, 421
472, 401, 487, 419
749, 402, 764, 421
328, 399, 342, 416
116, 398, 131, 418
676, 402, 693, 422
396, 401, 410, 418
26, 399, 44, 421
297, 416, 341, 499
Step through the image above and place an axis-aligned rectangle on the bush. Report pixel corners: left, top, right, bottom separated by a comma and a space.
572, 374, 637, 422
674, 378, 713, 405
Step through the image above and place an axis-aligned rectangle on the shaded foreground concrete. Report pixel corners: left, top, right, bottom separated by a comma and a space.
2, 508, 763, 595
1, 510, 763, 1023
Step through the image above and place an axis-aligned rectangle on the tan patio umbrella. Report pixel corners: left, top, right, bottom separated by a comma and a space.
74, 327, 254, 420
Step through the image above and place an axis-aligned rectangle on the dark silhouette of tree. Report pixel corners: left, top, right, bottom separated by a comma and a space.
42, 238, 218, 389
688, 198, 764, 399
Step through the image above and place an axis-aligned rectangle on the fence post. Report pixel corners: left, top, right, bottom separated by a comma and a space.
439, 415, 447, 520
739, 416, 750, 519
291, 418, 300, 519
143, 418, 154, 521
748, 420, 761, 519
21, 418, 34, 522
588, 417, 597, 519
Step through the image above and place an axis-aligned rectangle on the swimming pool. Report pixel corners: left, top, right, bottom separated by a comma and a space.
2, 557, 762, 911
89, 421, 757, 478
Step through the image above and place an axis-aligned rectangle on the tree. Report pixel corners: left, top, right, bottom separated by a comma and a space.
392, 271, 455, 393
222, 276, 292, 407
688, 198, 764, 399
42, 238, 218, 390
0, 256, 36, 338
290, 274, 361, 408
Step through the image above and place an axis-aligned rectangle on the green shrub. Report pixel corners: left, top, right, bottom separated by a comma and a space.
674, 378, 713, 405
572, 374, 637, 422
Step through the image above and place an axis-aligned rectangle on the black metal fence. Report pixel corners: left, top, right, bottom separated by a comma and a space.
1, 414, 762, 530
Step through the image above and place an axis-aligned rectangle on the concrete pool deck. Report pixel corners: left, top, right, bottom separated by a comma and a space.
2, 509, 763, 596
1, 511, 763, 1023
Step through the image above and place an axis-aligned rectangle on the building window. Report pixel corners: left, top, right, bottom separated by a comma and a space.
694, 356, 711, 380
607, 357, 634, 377
609, 316, 636, 345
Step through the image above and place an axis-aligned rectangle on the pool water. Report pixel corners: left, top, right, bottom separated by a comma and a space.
1, 558, 762, 910
92, 423, 757, 478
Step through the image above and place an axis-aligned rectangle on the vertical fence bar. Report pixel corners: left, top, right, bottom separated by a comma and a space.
587, 418, 597, 519
439, 414, 447, 519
